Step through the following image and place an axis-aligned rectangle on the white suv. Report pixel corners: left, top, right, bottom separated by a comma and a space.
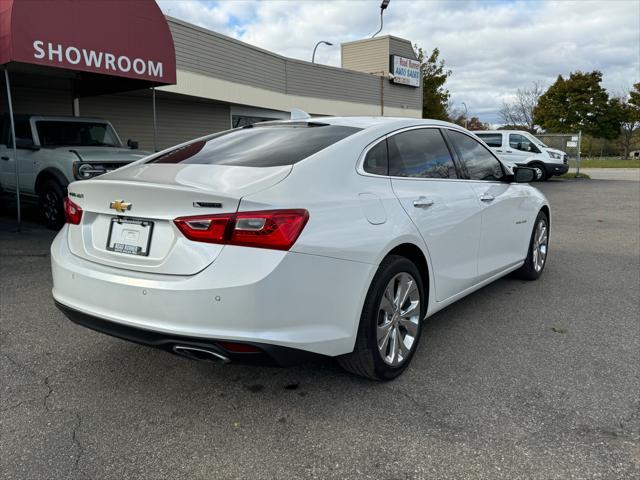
475, 130, 569, 181
0, 115, 148, 228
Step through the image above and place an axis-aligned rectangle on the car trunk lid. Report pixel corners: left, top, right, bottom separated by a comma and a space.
65, 163, 292, 275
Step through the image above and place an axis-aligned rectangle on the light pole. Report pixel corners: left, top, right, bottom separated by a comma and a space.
461, 102, 468, 129
312, 41, 333, 63
371, 0, 391, 38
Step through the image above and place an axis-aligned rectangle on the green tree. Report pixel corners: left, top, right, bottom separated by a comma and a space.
414, 46, 451, 120
618, 83, 640, 159
630, 82, 640, 107
533, 71, 622, 139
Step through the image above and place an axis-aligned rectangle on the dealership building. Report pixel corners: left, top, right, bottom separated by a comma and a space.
1, 0, 422, 151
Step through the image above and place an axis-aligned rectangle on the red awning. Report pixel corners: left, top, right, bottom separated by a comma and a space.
0, 0, 176, 85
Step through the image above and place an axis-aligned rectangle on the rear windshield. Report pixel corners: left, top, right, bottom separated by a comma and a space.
148, 124, 362, 167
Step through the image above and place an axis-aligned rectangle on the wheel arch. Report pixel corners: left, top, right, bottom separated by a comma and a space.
35, 168, 69, 195
540, 204, 551, 228
382, 242, 431, 307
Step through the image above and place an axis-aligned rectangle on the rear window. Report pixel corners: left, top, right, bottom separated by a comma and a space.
149, 125, 362, 167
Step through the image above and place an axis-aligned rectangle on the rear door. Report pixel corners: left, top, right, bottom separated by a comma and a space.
445, 129, 531, 279
0, 118, 37, 194
387, 127, 482, 302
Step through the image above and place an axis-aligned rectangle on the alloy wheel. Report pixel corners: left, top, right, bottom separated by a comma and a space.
376, 272, 420, 366
43, 191, 59, 222
532, 219, 548, 272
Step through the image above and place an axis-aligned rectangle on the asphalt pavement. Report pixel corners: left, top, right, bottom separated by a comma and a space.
1, 178, 639, 479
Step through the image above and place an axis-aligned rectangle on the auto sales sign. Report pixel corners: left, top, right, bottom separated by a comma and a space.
390, 55, 421, 87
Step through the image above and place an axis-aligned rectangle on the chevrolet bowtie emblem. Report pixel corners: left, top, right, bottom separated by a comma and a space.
110, 200, 132, 213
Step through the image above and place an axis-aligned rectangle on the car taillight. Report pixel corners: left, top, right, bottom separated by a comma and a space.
64, 197, 83, 225
174, 209, 309, 251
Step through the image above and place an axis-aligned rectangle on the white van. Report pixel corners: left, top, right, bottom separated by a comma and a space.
475, 130, 569, 181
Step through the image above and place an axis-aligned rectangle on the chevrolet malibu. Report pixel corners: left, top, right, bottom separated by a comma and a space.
51, 117, 550, 380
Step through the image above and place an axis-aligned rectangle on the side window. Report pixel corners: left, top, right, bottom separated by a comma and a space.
363, 140, 388, 175
509, 134, 539, 153
387, 128, 457, 179
447, 130, 504, 181
7, 120, 33, 148
476, 133, 503, 148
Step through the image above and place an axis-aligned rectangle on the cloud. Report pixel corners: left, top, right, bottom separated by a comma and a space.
159, 0, 640, 123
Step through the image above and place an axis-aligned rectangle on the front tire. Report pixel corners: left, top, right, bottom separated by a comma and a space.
514, 211, 549, 280
39, 180, 65, 230
529, 162, 548, 181
338, 255, 425, 380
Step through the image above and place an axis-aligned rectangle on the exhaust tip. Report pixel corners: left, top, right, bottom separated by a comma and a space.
172, 345, 230, 363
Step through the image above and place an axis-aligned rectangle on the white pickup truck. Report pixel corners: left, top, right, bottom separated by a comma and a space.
0, 115, 149, 228
475, 130, 569, 181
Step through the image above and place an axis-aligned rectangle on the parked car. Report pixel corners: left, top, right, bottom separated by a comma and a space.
0, 114, 148, 229
51, 117, 550, 380
475, 130, 569, 180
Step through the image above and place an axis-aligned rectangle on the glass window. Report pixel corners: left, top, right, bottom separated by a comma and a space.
36, 121, 120, 147
149, 124, 362, 167
448, 130, 504, 181
387, 128, 457, 179
476, 133, 503, 148
6, 119, 33, 148
509, 134, 540, 153
363, 140, 388, 175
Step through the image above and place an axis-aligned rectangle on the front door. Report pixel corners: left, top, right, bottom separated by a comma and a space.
445, 129, 529, 279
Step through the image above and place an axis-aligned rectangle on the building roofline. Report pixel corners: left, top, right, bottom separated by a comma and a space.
165, 15, 392, 80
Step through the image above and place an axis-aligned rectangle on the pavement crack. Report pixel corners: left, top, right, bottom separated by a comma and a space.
42, 375, 54, 412
71, 411, 87, 478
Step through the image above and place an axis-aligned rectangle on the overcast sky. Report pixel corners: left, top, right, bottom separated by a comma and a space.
158, 0, 640, 124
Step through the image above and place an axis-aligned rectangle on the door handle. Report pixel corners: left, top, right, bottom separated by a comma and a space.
495, 150, 503, 153
479, 194, 495, 203
413, 197, 434, 208
506, 150, 513, 153
1, 156, 10, 161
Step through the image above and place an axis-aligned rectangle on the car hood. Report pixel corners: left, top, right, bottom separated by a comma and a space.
56, 146, 151, 163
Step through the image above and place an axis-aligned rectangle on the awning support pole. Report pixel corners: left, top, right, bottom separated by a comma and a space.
4, 68, 21, 232
152, 84, 158, 152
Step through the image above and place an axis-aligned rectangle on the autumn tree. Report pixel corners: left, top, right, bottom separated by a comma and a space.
533, 71, 621, 139
499, 82, 544, 133
414, 46, 451, 121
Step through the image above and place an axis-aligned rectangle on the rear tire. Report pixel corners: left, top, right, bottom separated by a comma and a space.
39, 180, 65, 230
338, 255, 425, 380
514, 211, 549, 280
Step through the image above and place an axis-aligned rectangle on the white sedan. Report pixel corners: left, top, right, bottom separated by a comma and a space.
51, 117, 550, 380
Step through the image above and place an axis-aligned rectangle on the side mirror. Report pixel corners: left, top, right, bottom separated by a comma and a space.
15, 138, 39, 150
513, 167, 536, 183
127, 139, 139, 150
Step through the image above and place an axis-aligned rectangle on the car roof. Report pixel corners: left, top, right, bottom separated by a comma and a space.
258, 116, 464, 131
475, 130, 531, 135
1, 114, 109, 123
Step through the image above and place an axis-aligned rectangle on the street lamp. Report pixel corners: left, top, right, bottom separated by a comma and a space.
371, 0, 391, 38
312, 41, 333, 63
461, 102, 468, 129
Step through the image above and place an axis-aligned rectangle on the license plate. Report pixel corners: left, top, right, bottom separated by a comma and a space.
106, 218, 154, 256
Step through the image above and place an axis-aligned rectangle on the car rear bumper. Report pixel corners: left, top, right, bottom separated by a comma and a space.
51, 226, 376, 358
55, 300, 322, 366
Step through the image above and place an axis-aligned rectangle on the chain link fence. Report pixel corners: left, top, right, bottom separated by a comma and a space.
535, 132, 582, 175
